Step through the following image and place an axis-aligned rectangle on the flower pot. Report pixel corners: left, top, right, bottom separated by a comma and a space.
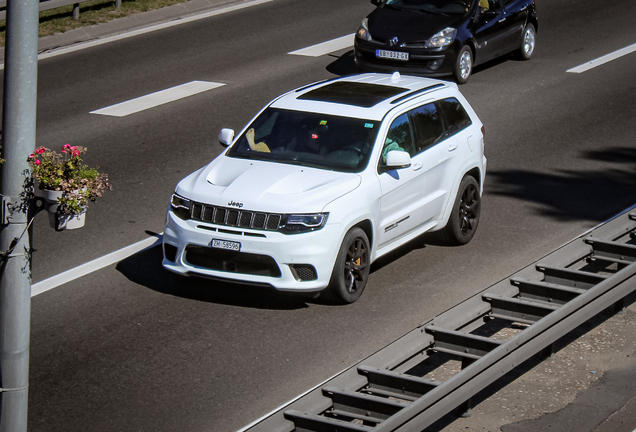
41, 189, 63, 214
53, 210, 87, 231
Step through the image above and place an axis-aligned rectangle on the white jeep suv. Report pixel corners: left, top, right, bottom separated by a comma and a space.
162, 72, 486, 303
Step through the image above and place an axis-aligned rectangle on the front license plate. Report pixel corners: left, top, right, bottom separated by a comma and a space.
376, 49, 409, 61
211, 239, 241, 252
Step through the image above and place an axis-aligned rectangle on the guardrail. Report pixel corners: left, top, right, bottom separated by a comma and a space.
240, 209, 636, 432
0, 0, 122, 21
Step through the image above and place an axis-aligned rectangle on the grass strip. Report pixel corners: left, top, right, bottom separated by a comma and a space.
0, 0, 190, 47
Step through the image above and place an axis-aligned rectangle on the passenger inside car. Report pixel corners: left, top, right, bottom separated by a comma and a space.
246, 128, 271, 152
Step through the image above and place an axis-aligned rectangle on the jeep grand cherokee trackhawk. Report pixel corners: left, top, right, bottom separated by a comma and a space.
162, 73, 486, 304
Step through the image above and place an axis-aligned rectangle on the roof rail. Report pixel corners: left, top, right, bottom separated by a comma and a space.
294, 77, 340, 93
390, 83, 445, 105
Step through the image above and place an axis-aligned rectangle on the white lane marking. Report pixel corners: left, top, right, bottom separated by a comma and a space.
567, 42, 636, 73
90, 81, 224, 117
0, 0, 275, 70
31, 235, 162, 297
288, 34, 355, 57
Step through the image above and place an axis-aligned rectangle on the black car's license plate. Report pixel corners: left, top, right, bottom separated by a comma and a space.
376, 49, 409, 61
211, 239, 241, 252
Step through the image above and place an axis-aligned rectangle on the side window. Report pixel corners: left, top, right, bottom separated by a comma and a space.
381, 113, 414, 162
437, 98, 472, 137
488, 0, 502, 9
410, 103, 444, 154
254, 110, 278, 141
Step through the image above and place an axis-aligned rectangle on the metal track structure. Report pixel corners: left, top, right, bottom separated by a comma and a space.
242, 210, 636, 432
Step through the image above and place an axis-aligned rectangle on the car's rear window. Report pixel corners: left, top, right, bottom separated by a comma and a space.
437, 97, 472, 134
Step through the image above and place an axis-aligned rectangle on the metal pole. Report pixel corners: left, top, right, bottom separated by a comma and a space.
0, 0, 39, 429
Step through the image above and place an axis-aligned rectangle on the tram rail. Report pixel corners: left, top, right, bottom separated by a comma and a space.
240, 209, 636, 432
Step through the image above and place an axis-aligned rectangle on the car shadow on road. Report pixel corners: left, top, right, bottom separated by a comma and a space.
487, 146, 636, 222
115, 245, 313, 310
326, 50, 359, 76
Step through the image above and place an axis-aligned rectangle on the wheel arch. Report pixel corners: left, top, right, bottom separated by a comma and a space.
352, 219, 374, 254
464, 39, 478, 65
465, 166, 482, 189
437, 164, 483, 229
530, 18, 538, 33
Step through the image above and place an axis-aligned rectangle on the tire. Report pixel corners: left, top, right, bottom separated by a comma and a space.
519, 23, 536, 60
321, 227, 371, 304
454, 45, 473, 85
439, 176, 481, 246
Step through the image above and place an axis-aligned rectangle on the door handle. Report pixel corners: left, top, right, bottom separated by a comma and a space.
448, 142, 458, 151
498, 17, 507, 22
412, 162, 423, 171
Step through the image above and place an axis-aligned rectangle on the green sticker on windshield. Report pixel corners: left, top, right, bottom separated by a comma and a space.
320, 120, 328, 125
364, 123, 374, 128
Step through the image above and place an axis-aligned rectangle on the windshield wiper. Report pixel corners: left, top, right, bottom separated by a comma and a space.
410, 8, 449, 16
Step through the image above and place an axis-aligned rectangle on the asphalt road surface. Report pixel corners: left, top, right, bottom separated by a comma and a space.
2, 0, 636, 431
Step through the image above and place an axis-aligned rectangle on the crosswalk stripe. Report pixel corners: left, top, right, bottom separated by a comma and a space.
90, 81, 225, 117
288, 34, 355, 57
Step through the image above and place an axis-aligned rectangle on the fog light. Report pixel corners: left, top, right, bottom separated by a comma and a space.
429, 59, 443, 70
289, 264, 318, 281
164, 244, 178, 262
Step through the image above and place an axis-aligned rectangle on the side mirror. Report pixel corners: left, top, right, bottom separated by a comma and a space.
219, 128, 234, 147
386, 150, 411, 169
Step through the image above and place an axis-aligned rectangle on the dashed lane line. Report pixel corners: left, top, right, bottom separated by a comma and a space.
567, 42, 636, 73
288, 34, 355, 57
31, 235, 162, 297
90, 81, 225, 117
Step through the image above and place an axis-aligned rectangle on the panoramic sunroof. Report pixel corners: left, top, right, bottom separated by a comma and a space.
297, 82, 408, 108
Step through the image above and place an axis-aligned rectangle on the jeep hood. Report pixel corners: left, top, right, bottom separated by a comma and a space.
176, 156, 361, 213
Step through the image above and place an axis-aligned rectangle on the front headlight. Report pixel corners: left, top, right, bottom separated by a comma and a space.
425, 27, 457, 48
356, 18, 372, 42
279, 213, 329, 234
170, 194, 191, 220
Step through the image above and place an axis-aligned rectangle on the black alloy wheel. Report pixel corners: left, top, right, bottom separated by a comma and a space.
439, 175, 481, 245
322, 227, 370, 304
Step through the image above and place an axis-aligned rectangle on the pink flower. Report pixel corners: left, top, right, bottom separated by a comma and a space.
28, 154, 35, 159
35, 147, 46, 154
35, 160, 41, 166
62, 143, 71, 153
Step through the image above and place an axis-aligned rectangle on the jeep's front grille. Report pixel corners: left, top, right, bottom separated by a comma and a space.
190, 202, 282, 231
184, 245, 281, 277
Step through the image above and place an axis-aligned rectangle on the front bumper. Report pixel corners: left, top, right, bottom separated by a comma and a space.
162, 210, 343, 292
354, 38, 458, 77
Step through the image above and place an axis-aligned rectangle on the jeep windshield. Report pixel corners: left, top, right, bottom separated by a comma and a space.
226, 108, 379, 173
384, 0, 472, 15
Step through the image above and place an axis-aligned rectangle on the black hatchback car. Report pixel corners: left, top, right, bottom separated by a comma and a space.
354, 0, 537, 84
